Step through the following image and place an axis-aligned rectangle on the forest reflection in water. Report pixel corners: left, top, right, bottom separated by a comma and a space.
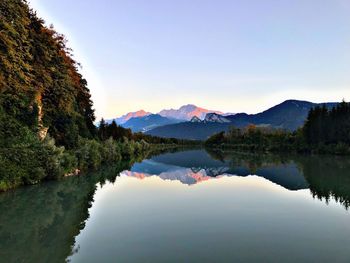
1, 149, 350, 262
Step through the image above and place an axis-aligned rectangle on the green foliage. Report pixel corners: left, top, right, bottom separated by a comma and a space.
75, 138, 103, 170
0, 108, 67, 191
101, 137, 122, 163
0, 0, 99, 190
0, 0, 96, 148
73, 137, 151, 172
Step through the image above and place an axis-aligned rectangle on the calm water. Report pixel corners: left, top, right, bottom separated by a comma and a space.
1, 149, 350, 262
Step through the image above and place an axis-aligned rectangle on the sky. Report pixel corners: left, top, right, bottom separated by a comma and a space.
29, 0, 350, 119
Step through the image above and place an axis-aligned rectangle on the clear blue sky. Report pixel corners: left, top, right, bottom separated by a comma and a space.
29, 0, 350, 119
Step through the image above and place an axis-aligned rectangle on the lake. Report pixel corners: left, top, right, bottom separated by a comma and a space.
1, 149, 350, 262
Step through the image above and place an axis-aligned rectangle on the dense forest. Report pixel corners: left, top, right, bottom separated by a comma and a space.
205, 101, 350, 155
0, 0, 193, 191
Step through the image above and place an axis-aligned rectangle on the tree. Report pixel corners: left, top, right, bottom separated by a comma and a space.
98, 118, 107, 140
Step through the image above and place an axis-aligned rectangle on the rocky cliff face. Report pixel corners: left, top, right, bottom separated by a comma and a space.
35, 93, 49, 141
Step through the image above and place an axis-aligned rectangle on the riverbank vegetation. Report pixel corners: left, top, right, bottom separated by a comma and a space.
205, 101, 350, 155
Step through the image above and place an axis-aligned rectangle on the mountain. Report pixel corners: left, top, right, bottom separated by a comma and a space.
109, 104, 225, 132
159, 104, 223, 120
225, 100, 337, 130
190, 116, 202, 122
121, 114, 181, 132
146, 100, 338, 140
204, 113, 231, 123
112, 110, 151, 125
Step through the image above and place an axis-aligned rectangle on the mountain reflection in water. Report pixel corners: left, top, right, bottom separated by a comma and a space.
122, 150, 309, 190
1, 149, 350, 263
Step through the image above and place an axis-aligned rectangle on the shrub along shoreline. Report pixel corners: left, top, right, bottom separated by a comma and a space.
0, 132, 197, 192
0, 136, 147, 192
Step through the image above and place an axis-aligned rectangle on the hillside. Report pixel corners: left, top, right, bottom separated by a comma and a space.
0, 0, 96, 148
226, 100, 337, 130
0, 0, 96, 190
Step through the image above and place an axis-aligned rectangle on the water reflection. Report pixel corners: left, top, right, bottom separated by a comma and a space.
0, 164, 130, 263
299, 155, 350, 209
123, 150, 309, 191
1, 149, 350, 262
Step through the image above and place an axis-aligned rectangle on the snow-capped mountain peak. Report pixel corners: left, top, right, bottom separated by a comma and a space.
204, 113, 231, 123
159, 104, 223, 121
114, 110, 151, 124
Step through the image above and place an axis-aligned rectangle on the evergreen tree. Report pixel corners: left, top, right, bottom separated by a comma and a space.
98, 118, 107, 141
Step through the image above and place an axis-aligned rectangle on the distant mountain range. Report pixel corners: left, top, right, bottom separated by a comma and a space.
109, 104, 224, 131
145, 100, 338, 140
106, 100, 338, 140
